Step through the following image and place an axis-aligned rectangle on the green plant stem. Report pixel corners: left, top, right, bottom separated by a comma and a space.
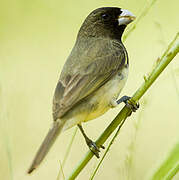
149, 143, 179, 180
66, 33, 179, 180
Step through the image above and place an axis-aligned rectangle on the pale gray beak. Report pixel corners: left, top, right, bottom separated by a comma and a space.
118, 9, 136, 26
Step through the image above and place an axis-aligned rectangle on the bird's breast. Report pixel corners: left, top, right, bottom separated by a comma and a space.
85, 65, 129, 121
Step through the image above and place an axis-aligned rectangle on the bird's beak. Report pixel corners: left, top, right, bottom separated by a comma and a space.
118, 9, 136, 26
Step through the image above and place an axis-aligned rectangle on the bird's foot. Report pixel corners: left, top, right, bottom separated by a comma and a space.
117, 96, 139, 115
86, 138, 105, 158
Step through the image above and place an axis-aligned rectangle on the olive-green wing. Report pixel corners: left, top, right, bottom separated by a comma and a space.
53, 44, 126, 120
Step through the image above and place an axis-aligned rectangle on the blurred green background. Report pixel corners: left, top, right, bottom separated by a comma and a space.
0, 0, 178, 179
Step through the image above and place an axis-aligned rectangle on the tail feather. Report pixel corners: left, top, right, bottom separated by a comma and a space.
28, 119, 64, 174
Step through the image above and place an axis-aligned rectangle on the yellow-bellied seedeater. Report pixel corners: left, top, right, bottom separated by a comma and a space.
28, 7, 136, 173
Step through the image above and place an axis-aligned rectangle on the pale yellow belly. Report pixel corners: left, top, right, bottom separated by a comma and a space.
62, 66, 128, 131
85, 66, 128, 121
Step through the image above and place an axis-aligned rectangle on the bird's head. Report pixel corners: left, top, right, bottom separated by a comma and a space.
78, 7, 135, 40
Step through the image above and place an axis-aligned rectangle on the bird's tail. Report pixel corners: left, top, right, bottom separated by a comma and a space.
27, 119, 65, 174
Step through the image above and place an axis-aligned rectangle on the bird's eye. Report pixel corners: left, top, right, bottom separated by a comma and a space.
101, 14, 110, 20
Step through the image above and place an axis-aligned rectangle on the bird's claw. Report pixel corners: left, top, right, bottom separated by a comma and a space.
124, 98, 139, 116
126, 99, 139, 112
117, 95, 139, 113
87, 139, 105, 158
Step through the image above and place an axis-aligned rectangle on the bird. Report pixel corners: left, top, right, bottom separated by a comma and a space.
28, 7, 136, 174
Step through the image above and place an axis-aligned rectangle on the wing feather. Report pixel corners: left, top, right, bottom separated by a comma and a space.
53, 40, 126, 120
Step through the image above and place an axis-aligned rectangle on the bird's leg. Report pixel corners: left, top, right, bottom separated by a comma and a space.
77, 124, 104, 158
116, 95, 139, 114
